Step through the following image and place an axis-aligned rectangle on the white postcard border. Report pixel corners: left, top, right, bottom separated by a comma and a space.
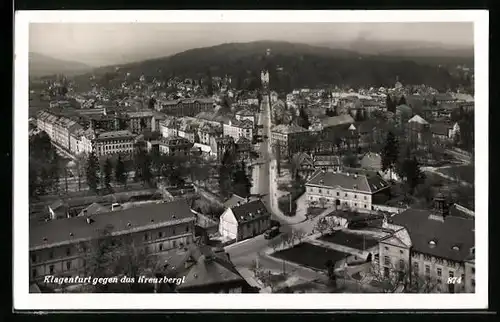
14, 10, 489, 310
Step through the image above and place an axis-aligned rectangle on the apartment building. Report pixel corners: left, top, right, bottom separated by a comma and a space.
235, 109, 256, 124
305, 169, 390, 211
159, 118, 179, 138
29, 199, 196, 283
378, 195, 475, 293
156, 98, 215, 117
223, 119, 253, 142
270, 124, 310, 157
159, 136, 193, 157
93, 130, 136, 157
126, 111, 155, 134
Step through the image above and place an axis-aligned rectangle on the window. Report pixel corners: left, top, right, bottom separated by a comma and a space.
336, 192, 339, 196
66, 248, 71, 256
399, 259, 405, 270
471, 267, 475, 274
461, 274, 465, 282
364, 196, 367, 200
364, 205, 367, 208
384, 256, 390, 266
32, 268, 37, 278
345, 193, 348, 197
437, 268, 442, 277
159, 243, 163, 251
471, 279, 475, 287
50, 265, 54, 274
66, 261, 72, 270
158, 231, 163, 239
354, 194, 357, 199
425, 265, 430, 275
144, 233, 149, 241
173, 241, 177, 248
449, 271, 454, 278
400, 250, 404, 254
319, 189, 322, 193
186, 226, 189, 232
354, 203, 357, 207
31, 254, 37, 263
384, 246, 389, 251
374, 254, 379, 261
413, 262, 419, 272
173, 228, 176, 235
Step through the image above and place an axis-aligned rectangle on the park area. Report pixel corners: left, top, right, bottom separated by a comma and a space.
436, 164, 474, 185
271, 242, 350, 271
318, 231, 379, 251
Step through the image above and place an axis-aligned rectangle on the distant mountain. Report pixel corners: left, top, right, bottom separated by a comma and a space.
316, 40, 474, 66
29, 53, 94, 78
80, 41, 473, 92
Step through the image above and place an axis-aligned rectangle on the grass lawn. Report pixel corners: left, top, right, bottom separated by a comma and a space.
437, 165, 474, 184
307, 207, 324, 218
318, 231, 379, 251
272, 242, 350, 271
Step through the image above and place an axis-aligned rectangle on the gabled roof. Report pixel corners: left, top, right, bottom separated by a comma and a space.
321, 114, 355, 128
391, 208, 474, 262
408, 114, 429, 125
30, 199, 195, 250
306, 169, 389, 194
231, 200, 270, 224
177, 245, 246, 290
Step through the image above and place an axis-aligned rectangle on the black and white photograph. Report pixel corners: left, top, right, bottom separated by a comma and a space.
14, 10, 488, 310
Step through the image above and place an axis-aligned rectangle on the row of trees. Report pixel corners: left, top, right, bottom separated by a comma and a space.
385, 94, 407, 113
29, 132, 61, 198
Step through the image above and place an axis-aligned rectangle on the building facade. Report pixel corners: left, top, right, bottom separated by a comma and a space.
271, 124, 310, 157
305, 169, 390, 211
159, 136, 193, 157
29, 200, 196, 284
93, 130, 136, 157
219, 200, 271, 242
223, 119, 254, 142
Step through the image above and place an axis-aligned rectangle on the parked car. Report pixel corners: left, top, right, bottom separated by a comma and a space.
264, 226, 280, 239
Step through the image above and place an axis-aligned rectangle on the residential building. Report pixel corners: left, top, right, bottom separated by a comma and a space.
126, 110, 155, 134
159, 136, 193, 157
305, 169, 390, 211
156, 98, 215, 117
379, 195, 475, 293
94, 130, 136, 157
271, 124, 310, 157
175, 245, 253, 293
235, 109, 256, 124
219, 199, 271, 242
407, 114, 432, 149
290, 152, 315, 179
30, 200, 196, 283
159, 118, 179, 138
211, 136, 236, 161
430, 122, 454, 144
223, 119, 254, 142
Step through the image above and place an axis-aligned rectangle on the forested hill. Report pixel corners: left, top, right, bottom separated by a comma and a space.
83, 41, 473, 92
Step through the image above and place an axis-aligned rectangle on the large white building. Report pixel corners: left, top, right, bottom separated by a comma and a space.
223, 119, 253, 142
93, 130, 136, 157
305, 169, 390, 211
30, 200, 196, 284
378, 196, 475, 293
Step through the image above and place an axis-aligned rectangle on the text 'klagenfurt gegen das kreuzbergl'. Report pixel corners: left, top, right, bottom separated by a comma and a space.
43, 275, 186, 286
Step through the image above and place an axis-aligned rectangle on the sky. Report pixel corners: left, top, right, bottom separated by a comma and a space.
30, 22, 474, 67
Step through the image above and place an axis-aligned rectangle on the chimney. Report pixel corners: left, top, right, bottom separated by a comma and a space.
86, 217, 92, 224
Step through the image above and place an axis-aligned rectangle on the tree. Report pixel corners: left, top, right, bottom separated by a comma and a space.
386, 94, 396, 113
114, 154, 128, 187
354, 110, 365, 122
398, 95, 407, 106
102, 158, 113, 192
325, 259, 337, 287
148, 97, 156, 110
297, 107, 311, 129
325, 108, 337, 117
381, 131, 399, 177
367, 262, 439, 293
313, 218, 329, 236
342, 153, 358, 168
232, 161, 252, 198
399, 156, 426, 195
205, 69, 214, 96
292, 228, 307, 243
86, 152, 100, 193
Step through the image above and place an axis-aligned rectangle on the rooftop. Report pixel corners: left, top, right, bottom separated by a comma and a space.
230, 199, 270, 224
95, 130, 135, 141
390, 208, 474, 262
30, 199, 195, 250
306, 169, 389, 194
321, 114, 355, 128
271, 124, 309, 135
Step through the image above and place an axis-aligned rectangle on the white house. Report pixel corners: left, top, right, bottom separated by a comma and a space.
219, 200, 271, 242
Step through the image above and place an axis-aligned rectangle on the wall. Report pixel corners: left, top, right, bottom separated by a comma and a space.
306, 185, 372, 211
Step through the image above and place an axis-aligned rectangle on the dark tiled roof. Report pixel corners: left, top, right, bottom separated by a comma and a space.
391, 209, 474, 262
30, 199, 195, 250
321, 114, 354, 128
231, 200, 270, 224
177, 245, 246, 290
306, 169, 389, 193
